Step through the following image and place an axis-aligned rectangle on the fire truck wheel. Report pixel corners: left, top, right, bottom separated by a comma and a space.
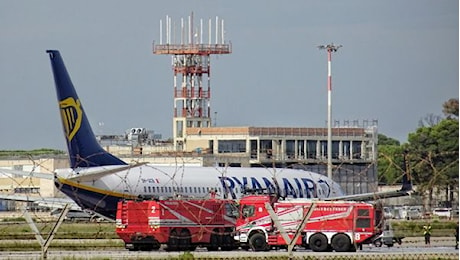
166, 230, 179, 251
221, 228, 236, 251
373, 238, 382, 247
221, 235, 235, 251
206, 233, 219, 251
178, 229, 192, 250
249, 233, 268, 251
331, 233, 351, 252
309, 233, 328, 252
152, 242, 161, 250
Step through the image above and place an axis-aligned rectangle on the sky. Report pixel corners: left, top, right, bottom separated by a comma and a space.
0, 0, 458, 150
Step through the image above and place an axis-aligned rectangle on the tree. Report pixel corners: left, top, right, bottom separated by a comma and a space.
378, 134, 400, 146
442, 98, 459, 118
378, 145, 406, 185
377, 134, 404, 185
407, 117, 459, 209
418, 113, 442, 128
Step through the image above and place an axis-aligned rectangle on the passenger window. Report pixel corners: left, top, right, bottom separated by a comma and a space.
356, 218, 371, 228
358, 209, 369, 217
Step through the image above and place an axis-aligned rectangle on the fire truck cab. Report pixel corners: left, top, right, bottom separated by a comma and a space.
234, 195, 382, 252
116, 198, 239, 251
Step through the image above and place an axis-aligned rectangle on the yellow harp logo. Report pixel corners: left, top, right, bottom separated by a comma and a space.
59, 97, 82, 141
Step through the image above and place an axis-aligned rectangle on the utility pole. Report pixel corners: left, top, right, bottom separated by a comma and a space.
318, 43, 342, 180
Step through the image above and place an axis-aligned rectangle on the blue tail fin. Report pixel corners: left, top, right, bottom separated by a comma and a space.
46, 50, 127, 168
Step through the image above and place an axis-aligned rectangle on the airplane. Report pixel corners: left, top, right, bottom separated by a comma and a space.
0, 50, 413, 220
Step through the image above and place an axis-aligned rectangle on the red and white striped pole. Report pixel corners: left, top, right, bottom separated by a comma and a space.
318, 43, 342, 180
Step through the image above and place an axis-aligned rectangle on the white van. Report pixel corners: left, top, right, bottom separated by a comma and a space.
432, 208, 452, 218
51, 208, 92, 222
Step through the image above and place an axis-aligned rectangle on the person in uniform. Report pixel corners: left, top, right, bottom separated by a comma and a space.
423, 223, 432, 246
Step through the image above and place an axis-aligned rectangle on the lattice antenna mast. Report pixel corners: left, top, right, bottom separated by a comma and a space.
154, 13, 231, 151
318, 43, 342, 180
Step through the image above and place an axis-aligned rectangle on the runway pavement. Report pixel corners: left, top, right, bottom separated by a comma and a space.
0, 237, 458, 260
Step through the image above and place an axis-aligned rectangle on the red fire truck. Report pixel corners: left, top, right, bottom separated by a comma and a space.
234, 195, 382, 252
116, 198, 239, 251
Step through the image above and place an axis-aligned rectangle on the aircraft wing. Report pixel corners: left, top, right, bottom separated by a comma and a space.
0, 168, 54, 180
0, 168, 80, 210
325, 188, 412, 202
0, 193, 80, 210
327, 170, 413, 202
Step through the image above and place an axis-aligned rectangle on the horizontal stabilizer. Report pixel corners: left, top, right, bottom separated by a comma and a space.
67, 163, 148, 182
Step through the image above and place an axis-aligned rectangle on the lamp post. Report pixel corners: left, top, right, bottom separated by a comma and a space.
318, 43, 342, 180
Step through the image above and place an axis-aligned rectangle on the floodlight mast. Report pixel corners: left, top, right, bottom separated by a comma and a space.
318, 43, 342, 180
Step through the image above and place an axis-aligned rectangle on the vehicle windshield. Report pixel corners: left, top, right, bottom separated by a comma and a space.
241, 205, 255, 218
225, 203, 239, 218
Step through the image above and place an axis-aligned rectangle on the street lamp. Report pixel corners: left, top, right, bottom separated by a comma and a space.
318, 43, 342, 180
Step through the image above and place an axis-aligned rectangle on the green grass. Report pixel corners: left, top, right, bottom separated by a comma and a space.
391, 219, 458, 237
0, 222, 117, 240
0, 239, 124, 251
0, 148, 65, 157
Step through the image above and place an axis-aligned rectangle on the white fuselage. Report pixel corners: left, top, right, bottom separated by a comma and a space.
56, 165, 345, 200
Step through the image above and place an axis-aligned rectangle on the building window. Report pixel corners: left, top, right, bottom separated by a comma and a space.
218, 140, 246, 153
14, 187, 39, 194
